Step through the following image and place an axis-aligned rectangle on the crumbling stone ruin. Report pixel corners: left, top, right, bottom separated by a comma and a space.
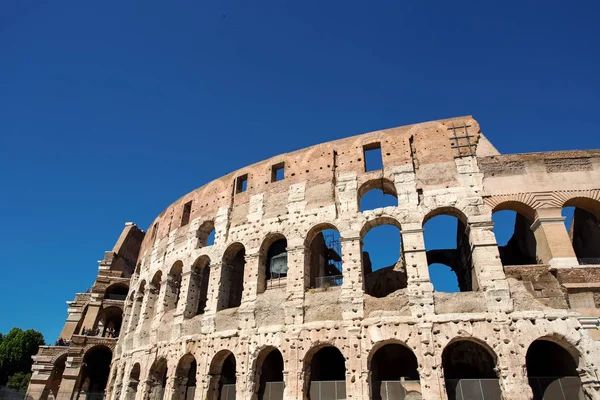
28, 116, 600, 399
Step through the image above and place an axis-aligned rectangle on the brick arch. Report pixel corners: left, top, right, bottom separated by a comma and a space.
484, 195, 541, 223
50, 349, 69, 365
422, 206, 470, 226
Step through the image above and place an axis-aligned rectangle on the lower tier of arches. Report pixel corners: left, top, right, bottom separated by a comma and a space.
104, 315, 600, 400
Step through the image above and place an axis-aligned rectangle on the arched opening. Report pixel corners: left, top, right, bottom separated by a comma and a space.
98, 306, 122, 338
124, 363, 140, 400
424, 212, 472, 292
77, 345, 113, 400
147, 272, 162, 319
219, 243, 246, 310
165, 261, 183, 312
207, 352, 236, 400
258, 234, 288, 293
526, 339, 583, 400
105, 283, 129, 301
361, 219, 406, 298
255, 348, 284, 400
184, 256, 211, 318
147, 358, 168, 400
128, 282, 144, 333
492, 206, 538, 266
563, 198, 600, 264
305, 225, 343, 289
305, 346, 346, 399
442, 340, 500, 400
197, 221, 216, 247
359, 179, 398, 212
45, 354, 67, 399
174, 354, 197, 400
369, 343, 420, 400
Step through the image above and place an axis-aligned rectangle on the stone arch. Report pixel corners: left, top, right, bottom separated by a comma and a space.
492, 201, 538, 266
184, 255, 211, 317
441, 338, 500, 400
304, 223, 343, 289
146, 272, 162, 319
423, 208, 474, 292
105, 283, 129, 300
360, 217, 406, 297
197, 220, 216, 248
128, 280, 145, 332
562, 197, 600, 262
367, 340, 420, 400
526, 337, 583, 400
45, 353, 68, 398
302, 344, 346, 399
219, 243, 246, 310
165, 261, 183, 312
124, 363, 141, 400
147, 357, 168, 400
258, 232, 288, 293
358, 178, 398, 212
252, 346, 285, 400
77, 345, 113, 396
207, 350, 236, 400
99, 305, 122, 338
173, 353, 197, 400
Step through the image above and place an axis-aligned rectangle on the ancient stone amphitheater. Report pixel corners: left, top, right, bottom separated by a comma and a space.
28, 116, 600, 400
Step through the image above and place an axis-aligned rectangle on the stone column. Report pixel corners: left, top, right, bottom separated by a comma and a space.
56, 358, 83, 400
284, 246, 305, 326
154, 278, 171, 318
282, 337, 302, 400
531, 208, 578, 268
402, 224, 435, 317
237, 253, 258, 329
345, 326, 364, 399
80, 299, 102, 333
178, 270, 197, 319
127, 292, 144, 334
201, 262, 223, 333
340, 237, 364, 321
467, 218, 513, 312
121, 296, 134, 335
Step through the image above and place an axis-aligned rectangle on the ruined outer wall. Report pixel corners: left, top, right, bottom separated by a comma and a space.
109, 116, 600, 400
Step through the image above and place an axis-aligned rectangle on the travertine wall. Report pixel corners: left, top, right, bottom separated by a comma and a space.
33, 116, 600, 400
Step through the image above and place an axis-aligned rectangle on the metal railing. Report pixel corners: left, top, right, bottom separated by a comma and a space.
445, 379, 501, 400
377, 380, 422, 400
528, 376, 583, 400
262, 382, 284, 400
220, 384, 235, 400
314, 275, 343, 289
577, 258, 600, 265
309, 381, 346, 400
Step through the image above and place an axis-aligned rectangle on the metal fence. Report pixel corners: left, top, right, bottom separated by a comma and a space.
309, 381, 346, 400
261, 382, 284, 400
220, 384, 236, 400
314, 275, 343, 289
528, 376, 584, 400
445, 379, 501, 400
378, 380, 422, 400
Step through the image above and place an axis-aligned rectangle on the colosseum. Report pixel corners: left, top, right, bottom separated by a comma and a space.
27, 116, 600, 400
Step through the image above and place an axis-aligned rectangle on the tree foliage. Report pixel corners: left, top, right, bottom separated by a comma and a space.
6, 372, 31, 391
0, 328, 45, 386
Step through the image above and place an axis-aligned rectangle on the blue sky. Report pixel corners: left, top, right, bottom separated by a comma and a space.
1, 0, 599, 342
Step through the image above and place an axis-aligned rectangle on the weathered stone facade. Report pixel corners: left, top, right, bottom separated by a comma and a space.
29, 116, 600, 400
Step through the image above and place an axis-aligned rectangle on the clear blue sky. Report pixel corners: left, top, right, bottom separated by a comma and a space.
1, 0, 599, 343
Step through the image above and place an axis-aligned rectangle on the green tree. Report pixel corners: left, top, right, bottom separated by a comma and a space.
6, 372, 31, 391
0, 328, 45, 386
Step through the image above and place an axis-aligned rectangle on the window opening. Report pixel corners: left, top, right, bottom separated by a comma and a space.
443, 341, 500, 400
563, 206, 600, 264
308, 229, 343, 289
362, 224, 406, 298
526, 340, 582, 400
492, 210, 537, 266
424, 215, 471, 292
235, 174, 248, 194
370, 344, 420, 400
219, 245, 245, 310
271, 163, 285, 182
364, 142, 383, 172
262, 238, 288, 292
307, 347, 346, 399
257, 349, 284, 400
151, 223, 159, 240
181, 201, 192, 227
78, 346, 113, 398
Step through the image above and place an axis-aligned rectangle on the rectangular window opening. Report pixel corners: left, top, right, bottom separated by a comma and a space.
271, 162, 285, 182
151, 222, 159, 240
235, 174, 248, 194
363, 142, 383, 172
181, 201, 192, 227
